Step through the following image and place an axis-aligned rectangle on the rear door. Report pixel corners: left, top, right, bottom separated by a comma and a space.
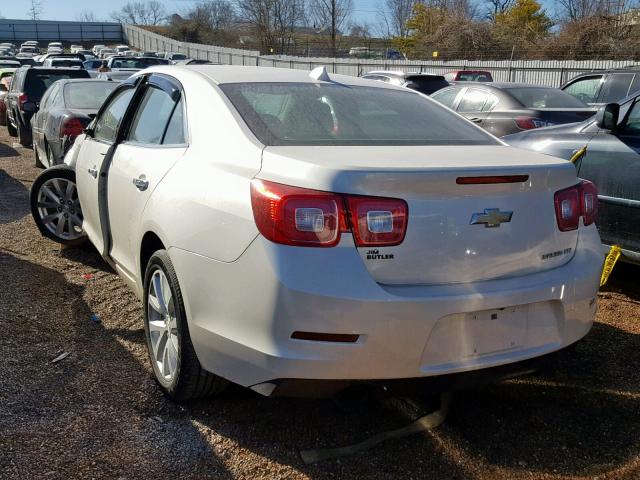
562, 74, 604, 105
106, 74, 187, 279
455, 87, 497, 128
597, 73, 635, 104
76, 85, 137, 256
578, 99, 640, 254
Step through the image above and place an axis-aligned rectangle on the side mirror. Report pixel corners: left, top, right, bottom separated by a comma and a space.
595, 103, 619, 130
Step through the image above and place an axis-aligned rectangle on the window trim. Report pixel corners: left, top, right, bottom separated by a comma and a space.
121, 73, 189, 148
90, 83, 139, 145
562, 74, 604, 104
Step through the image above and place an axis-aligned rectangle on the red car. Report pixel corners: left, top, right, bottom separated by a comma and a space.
444, 70, 493, 82
0, 74, 13, 127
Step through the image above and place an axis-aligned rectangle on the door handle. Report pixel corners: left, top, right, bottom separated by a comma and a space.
132, 175, 149, 191
88, 166, 98, 178
469, 117, 483, 123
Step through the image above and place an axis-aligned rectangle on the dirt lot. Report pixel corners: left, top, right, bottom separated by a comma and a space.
1, 129, 639, 480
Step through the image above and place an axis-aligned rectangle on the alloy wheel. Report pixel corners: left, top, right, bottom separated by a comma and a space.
36, 178, 83, 241
147, 268, 179, 381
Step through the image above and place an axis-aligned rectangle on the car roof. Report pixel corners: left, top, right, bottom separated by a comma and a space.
144, 65, 409, 89
449, 82, 551, 89
364, 70, 443, 78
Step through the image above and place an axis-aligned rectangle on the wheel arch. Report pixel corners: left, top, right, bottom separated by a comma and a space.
139, 230, 166, 283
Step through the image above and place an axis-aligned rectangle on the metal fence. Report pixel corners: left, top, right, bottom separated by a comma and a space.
0, 19, 124, 43
123, 24, 640, 87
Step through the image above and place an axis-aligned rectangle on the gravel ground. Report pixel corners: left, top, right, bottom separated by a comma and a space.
1, 129, 639, 480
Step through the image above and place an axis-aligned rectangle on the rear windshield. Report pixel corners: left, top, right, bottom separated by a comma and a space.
63, 82, 118, 109
51, 60, 83, 68
25, 70, 90, 98
507, 87, 587, 108
170, 54, 187, 60
110, 58, 163, 68
220, 82, 498, 146
458, 72, 493, 81
404, 75, 449, 95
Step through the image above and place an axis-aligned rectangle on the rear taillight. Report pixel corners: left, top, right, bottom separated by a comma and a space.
346, 196, 408, 246
60, 117, 86, 137
515, 117, 553, 130
250, 180, 408, 248
18, 93, 28, 111
554, 180, 598, 232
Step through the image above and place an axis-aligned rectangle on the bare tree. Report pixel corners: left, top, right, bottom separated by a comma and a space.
484, 0, 514, 21
111, 0, 167, 25
236, 0, 305, 54
27, 0, 44, 20
309, 0, 353, 56
379, 0, 417, 38
190, 0, 236, 31
76, 10, 98, 22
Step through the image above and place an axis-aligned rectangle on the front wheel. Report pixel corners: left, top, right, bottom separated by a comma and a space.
30, 165, 87, 246
143, 250, 227, 401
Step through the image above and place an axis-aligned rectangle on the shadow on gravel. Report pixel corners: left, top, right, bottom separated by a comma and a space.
0, 169, 29, 224
602, 261, 640, 301
181, 320, 640, 479
0, 141, 19, 158
0, 252, 233, 480
59, 242, 115, 273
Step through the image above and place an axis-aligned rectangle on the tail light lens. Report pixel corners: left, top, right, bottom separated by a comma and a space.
554, 180, 598, 231
515, 117, 553, 130
18, 93, 28, 111
60, 117, 86, 137
250, 180, 408, 247
346, 197, 408, 246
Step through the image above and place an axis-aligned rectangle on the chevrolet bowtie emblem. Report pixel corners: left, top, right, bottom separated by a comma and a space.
470, 208, 513, 228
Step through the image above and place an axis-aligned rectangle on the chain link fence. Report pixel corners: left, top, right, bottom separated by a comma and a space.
124, 24, 640, 87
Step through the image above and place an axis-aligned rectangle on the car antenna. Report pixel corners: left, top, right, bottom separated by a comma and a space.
309, 65, 331, 82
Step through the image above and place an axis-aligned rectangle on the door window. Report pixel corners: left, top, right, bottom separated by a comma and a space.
162, 98, 186, 145
93, 87, 135, 143
457, 89, 490, 112
563, 76, 602, 104
39, 83, 58, 110
431, 87, 461, 108
127, 86, 179, 145
598, 73, 635, 103
619, 100, 640, 136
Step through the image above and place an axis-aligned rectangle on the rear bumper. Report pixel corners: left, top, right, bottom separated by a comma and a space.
170, 224, 603, 395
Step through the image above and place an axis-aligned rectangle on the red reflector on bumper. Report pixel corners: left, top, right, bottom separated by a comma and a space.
456, 175, 529, 185
291, 331, 360, 343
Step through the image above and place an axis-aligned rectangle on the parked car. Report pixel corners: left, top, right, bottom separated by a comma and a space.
92, 45, 106, 56
444, 70, 493, 82
99, 49, 117, 59
115, 45, 130, 54
2, 56, 37, 66
173, 59, 216, 65
42, 58, 84, 68
19, 46, 39, 56
76, 49, 95, 59
561, 69, 640, 106
70, 45, 84, 53
83, 59, 104, 71
30, 66, 602, 401
0, 68, 16, 126
431, 83, 597, 137
504, 93, 640, 264
5, 66, 90, 146
95, 69, 140, 81
31, 79, 118, 168
164, 52, 187, 62
39, 52, 87, 63
0, 59, 20, 69
106, 56, 169, 69
361, 70, 449, 95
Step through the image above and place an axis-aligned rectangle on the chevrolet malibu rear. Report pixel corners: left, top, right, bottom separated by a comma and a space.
124, 67, 603, 400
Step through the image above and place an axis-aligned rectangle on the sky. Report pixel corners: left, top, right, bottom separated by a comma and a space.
1, 0, 557, 28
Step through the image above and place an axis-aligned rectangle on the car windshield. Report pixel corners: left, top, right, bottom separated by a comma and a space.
507, 87, 587, 108
110, 58, 162, 68
51, 60, 83, 68
220, 82, 498, 146
63, 82, 118, 109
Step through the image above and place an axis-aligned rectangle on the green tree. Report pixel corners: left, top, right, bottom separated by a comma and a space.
494, 0, 553, 46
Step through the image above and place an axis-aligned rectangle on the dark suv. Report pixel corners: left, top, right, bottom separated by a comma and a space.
5, 66, 90, 146
561, 69, 640, 106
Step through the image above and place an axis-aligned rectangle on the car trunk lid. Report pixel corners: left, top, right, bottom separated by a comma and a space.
260, 145, 580, 286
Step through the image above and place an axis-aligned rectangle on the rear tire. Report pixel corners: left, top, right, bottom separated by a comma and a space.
34, 142, 45, 168
30, 165, 87, 246
17, 119, 31, 147
7, 117, 17, 137
143, 250, 227, 402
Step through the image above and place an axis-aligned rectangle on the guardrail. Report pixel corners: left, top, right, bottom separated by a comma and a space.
125, 24, 640, 87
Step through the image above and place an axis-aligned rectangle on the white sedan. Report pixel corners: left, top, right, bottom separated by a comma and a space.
30, 65, 603, 401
